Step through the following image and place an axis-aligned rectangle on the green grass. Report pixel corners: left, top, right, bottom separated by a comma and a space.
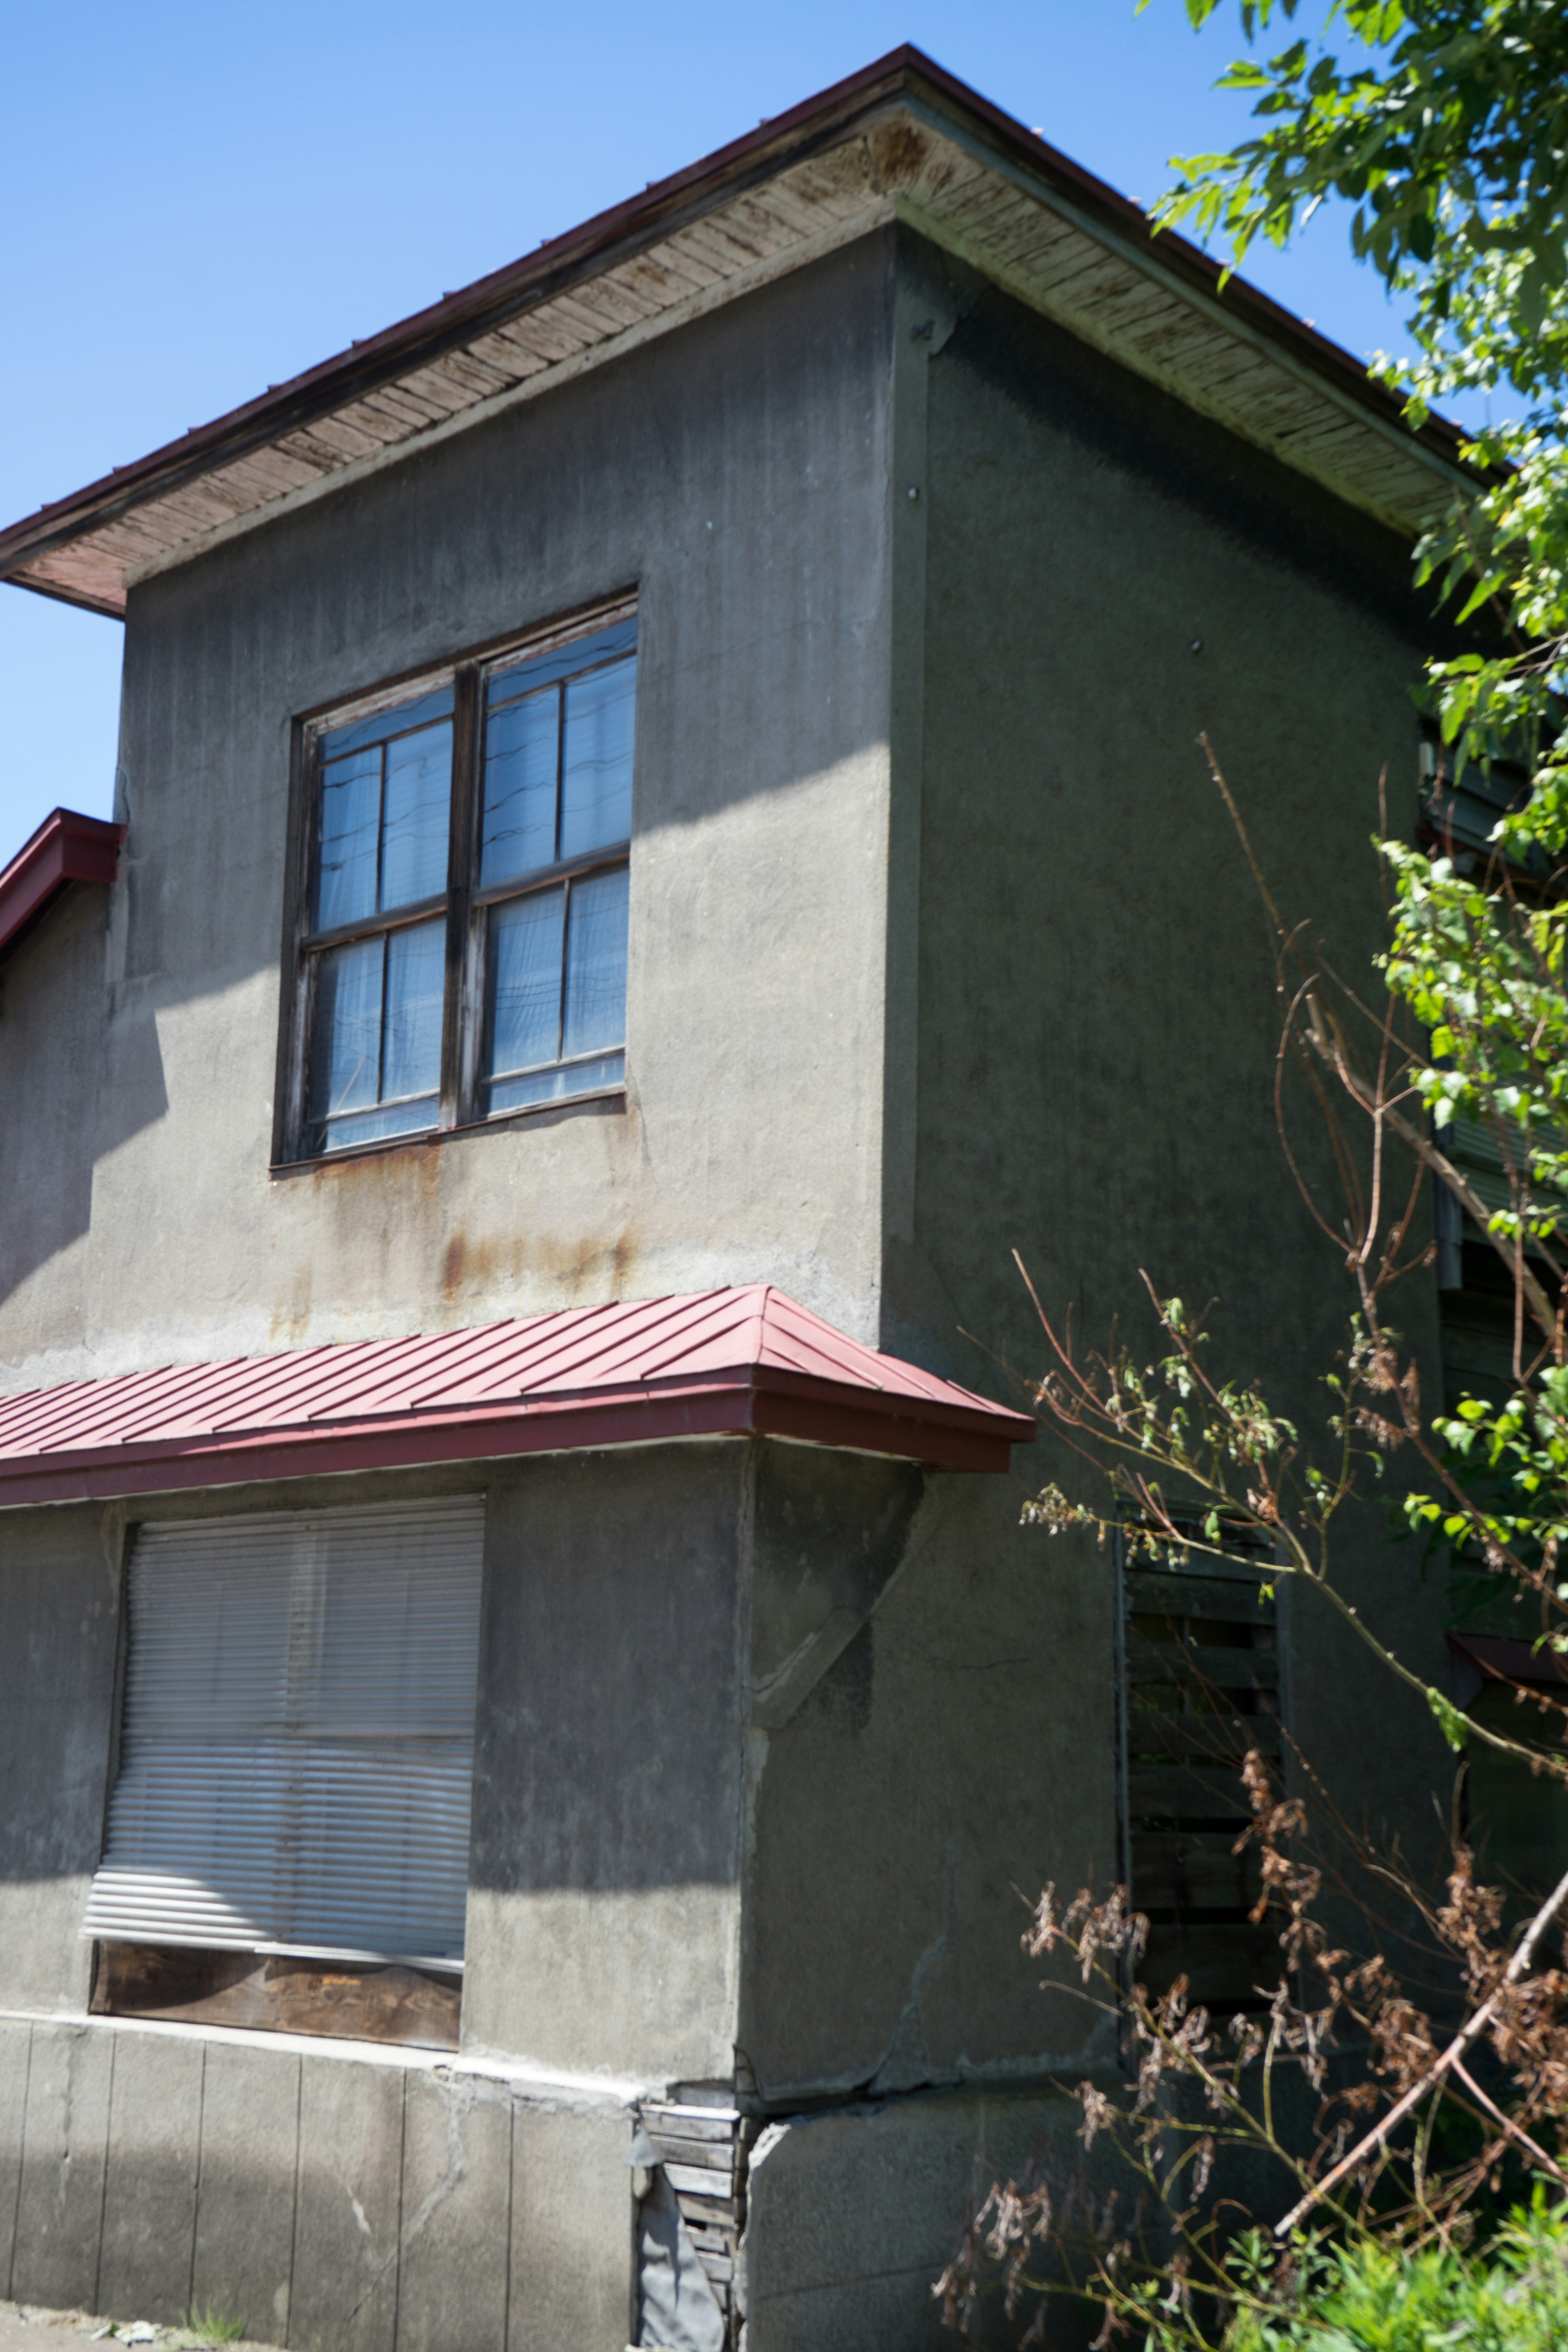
180, 2300, 248, 2344
1226, 2194, 1568, 2352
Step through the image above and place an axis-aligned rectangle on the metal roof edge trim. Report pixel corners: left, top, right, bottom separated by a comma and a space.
0, 1365, 1036, 1506
0, 43, 1470, 604
0, 807, 124, 961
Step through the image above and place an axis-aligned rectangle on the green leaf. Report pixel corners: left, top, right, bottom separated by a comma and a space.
1427, 1686, 1470, 1753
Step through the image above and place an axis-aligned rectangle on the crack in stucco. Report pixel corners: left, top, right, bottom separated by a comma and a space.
866, 1836, 957, 2098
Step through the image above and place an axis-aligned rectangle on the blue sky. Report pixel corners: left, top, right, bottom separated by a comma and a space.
0, 0, 1455, 858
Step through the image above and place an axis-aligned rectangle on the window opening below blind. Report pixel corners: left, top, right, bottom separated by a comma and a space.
83, 1496, 485, 1970
1120, 1534, 1285, 2011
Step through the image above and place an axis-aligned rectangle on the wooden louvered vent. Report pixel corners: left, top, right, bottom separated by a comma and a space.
1123, 1548, 1287, 2010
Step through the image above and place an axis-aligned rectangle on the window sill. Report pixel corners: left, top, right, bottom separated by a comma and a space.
271, 1083, 627, 1176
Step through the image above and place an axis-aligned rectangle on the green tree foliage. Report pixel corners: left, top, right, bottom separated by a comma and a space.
1150, 0, 1568, 1628
1154, 2, 1568, 828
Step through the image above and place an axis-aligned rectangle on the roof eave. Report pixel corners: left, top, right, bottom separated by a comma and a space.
0, 807, 124, 963
0, 44, 1472, 612
0, 1365, 1036, 1507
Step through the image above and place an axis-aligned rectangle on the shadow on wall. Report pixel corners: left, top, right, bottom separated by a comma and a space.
0, 876, 168, 1333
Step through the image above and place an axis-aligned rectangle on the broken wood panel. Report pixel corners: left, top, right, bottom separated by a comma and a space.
91, 1942, 461, 2049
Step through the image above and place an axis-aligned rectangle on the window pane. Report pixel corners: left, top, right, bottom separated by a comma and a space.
317, 1100, 437, 1153
483, 889, 565, 1080
486, 1049, 624, 1117
559, 657, 635, 858
310, 936, 384, 1124
381, 721, 452, 910
316, 747, 381, 931
383, 918, 445, 1102
481, 687, 559, 886
561, 866, 629, 1060
486, 617, 637, 706
319, 684, 454, 764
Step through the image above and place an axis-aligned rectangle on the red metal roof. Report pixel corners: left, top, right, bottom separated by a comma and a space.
0, 1285, 1035, 1505
0, 807, 123, 962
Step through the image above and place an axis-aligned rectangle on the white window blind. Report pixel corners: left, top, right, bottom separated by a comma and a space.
83, 1496, 484, 1968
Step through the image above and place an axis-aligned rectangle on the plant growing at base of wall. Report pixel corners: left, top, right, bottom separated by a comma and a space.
935, 1745, 1568, 2345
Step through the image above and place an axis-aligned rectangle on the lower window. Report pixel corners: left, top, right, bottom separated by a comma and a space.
85, 1496, 484, 2049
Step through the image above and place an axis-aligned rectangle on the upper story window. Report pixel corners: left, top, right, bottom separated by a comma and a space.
281, 605, 635, 1162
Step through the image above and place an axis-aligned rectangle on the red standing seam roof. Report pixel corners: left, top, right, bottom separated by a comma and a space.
0, 1286, 1036, 1505
0, 808, 123, 961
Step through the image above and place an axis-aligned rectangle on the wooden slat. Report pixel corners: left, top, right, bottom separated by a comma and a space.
1127, 1639, 1278, 1692
675, 2187, 737, 2230
651, 2142, 735, 2180
1125, 1571, 1274, 1623
1132, 1829, 1261, 1913
1141, 1921, 1287, 2005
1127, 1711, 1279, 1763
1128, 1762, 1256, 1819
641, 2106, 740, 2145
682, 2220, 733, 2256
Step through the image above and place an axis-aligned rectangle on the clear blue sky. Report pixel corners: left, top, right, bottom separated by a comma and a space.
0, 0, 1459, 859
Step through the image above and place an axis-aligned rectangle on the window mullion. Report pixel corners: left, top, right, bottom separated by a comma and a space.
441, 667, 480, 1129
557, 878, 570, 1065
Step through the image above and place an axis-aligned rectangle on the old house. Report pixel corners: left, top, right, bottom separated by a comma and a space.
0, 46, 1471, 2352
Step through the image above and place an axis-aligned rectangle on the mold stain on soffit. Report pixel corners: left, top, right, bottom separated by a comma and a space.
0, 47, 1471, 620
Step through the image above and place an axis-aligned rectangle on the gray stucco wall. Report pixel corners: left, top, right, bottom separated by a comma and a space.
466, 1442, 748, 2083
886, 229, 1455, 1962
0, 230, 901, 1393
0, 882, 109, 1389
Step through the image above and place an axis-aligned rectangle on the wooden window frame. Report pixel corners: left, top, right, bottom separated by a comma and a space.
273, 595, 636, 1168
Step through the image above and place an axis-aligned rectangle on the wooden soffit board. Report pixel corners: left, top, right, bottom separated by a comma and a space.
0, 51, 1468, 619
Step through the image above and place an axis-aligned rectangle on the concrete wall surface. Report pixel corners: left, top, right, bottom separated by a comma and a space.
739, 1448, 1120, 2104
0, 881, 109, 1392
893, 226, 1457, 1896
0, 228, 902, 1394
0, 2014, 634, 2352
737, 2080, 1100, 2352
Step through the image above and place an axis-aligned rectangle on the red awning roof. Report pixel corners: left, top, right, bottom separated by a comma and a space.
0, 807, 123, 962
0, 1285, 1035, 1505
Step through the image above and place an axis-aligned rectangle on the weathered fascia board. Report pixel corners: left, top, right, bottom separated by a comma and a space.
892, 93, 1468, 539
120, 197, 895, 594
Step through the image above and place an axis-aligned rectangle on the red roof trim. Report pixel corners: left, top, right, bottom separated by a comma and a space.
0, 1286, 1036, 1504
0, 44, 1467, 603
0, 807, 123, 961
